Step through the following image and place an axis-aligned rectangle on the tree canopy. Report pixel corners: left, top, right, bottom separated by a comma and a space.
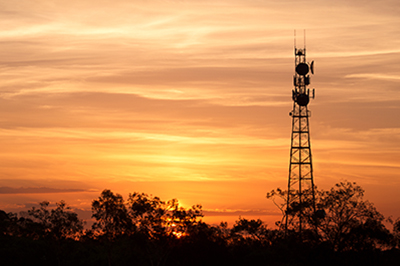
266, 181, 393, 250
1, 182, 400, 266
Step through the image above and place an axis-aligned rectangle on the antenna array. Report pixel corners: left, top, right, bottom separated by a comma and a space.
285, 31, 316, 233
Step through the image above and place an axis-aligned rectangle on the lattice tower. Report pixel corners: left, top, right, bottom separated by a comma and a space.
285, 41, 316, 233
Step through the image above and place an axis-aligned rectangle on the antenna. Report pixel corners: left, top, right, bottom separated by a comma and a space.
286, 32, 317, 235
310, 61, 314, 74
294, 30, 308, 55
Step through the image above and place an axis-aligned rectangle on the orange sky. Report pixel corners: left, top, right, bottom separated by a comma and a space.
0, 0, 399, 227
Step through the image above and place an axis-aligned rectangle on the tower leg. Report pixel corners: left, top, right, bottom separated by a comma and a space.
285, 102, 316, 233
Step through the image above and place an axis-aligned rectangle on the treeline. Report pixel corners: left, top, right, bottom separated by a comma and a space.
1, 182, 400, 266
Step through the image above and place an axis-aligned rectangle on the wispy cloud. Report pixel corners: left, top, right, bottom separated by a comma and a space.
203, 208, 280, 217
0, 187, 87, 194
345, 73, 400, 81
0, 0, 399, 223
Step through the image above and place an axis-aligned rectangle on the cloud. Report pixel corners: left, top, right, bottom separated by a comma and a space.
345, 73, 400, 81
203, 209, 280, 217
0, 0, 399, 226
0, 186, 88, 194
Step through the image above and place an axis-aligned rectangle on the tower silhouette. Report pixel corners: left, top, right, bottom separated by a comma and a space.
285, 34, 316, 233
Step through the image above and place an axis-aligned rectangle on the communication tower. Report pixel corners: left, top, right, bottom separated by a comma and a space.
285, 32, 316, 233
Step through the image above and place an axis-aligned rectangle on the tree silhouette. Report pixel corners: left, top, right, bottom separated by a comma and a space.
25, 201, 84, 240
91, 189, 136, 266
315, 182, 391, 251
4, 201, 86, 266
164, 198, 203, 238
266, 187, 317, 234
91, 189, 134, 240
1, 183, 400, 266
392, 218, 400, 249
127, 193, 203, 239
267, 181, 392, 250
128, 192, 167, 238
127, 192, 204, 266
231, 217, 267, 244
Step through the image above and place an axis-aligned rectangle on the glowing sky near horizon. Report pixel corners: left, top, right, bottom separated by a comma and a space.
0, 0, 399, 226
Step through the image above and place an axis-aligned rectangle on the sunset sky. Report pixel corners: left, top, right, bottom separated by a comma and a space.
0, 0, 399, 226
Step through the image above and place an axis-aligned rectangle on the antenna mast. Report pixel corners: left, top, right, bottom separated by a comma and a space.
285, 30, 316, 234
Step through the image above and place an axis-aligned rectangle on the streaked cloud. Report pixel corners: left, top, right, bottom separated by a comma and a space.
0, 0, 399, 225
0, 186, 87, 194
345, 73, 400, 81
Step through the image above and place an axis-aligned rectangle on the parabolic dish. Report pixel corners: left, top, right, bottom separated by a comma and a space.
296, 63, 309, 76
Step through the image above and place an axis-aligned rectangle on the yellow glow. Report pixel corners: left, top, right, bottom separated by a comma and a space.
0, 0, 399, 227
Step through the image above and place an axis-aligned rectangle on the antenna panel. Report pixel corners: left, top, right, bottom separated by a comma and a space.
310, 61, 314, 74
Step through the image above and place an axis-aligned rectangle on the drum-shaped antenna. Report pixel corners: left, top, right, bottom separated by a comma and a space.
296, 93, 310, 106
295, 63, 309, 75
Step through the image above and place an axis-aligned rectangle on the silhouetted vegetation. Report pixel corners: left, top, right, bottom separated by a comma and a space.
1, 181, 400, 265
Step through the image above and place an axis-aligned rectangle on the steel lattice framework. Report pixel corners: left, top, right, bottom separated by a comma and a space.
285, 42, 316, 233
